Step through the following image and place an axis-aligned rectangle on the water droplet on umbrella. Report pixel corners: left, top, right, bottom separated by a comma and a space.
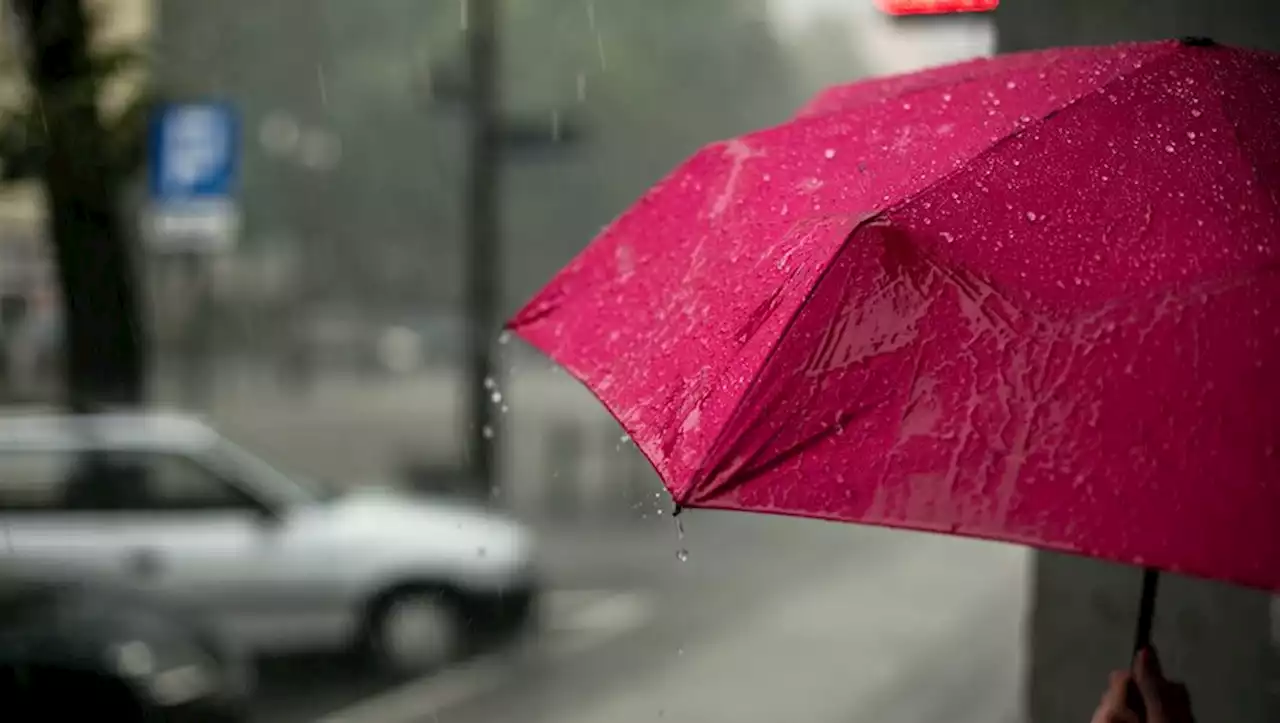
1187, 131, 1197, 140
1165, 144, 1176, 153
823, 148, 836, 159
1191, 109, 1202, 117
1026, 211, 1038, 222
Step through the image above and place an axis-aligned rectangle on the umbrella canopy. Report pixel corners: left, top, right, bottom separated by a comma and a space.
509, 39, 1280, 593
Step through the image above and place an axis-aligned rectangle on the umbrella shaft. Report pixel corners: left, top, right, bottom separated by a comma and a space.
1133, 567, 1160, 653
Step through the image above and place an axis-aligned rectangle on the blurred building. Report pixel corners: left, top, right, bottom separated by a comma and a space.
994, 3, 1279, 723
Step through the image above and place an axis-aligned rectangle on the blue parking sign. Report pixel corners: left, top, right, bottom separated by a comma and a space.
149, 103, 239, 202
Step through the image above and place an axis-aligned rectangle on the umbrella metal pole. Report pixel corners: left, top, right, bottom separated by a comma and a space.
1126, 567, 1160, 721
1132, 567, 1159, 653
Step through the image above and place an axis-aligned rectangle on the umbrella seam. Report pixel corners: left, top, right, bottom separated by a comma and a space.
690, 43, 1189, 506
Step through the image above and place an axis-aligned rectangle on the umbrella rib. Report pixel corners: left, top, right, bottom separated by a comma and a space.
689, 46, 1188, 506
1201, 52, 1276, 217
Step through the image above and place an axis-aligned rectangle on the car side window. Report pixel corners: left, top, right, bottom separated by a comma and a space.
0, 450, 75, 511
0, 449, 258, 513
137, 453, 259, 512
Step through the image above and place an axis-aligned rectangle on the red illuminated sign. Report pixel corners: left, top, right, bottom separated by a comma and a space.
875, 0, 999, 15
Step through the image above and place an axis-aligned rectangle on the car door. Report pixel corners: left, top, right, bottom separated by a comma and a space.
0, 447, 134, 584
0, 446, 353, 654
116, 450, 355, 654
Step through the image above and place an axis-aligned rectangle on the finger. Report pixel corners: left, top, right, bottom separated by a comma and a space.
1136, 644, 1167, 680
1134, 648, 1168, 716
1165, 682, 1195, 723
1094, 671, 1133, 717
1091, 700, 1140, 723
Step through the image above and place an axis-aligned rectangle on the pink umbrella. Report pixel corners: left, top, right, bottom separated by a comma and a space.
508, 38, 1280, 653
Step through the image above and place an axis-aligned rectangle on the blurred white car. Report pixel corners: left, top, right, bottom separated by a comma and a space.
0, 412, 539, 676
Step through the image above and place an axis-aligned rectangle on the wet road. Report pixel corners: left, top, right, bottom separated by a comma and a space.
254, 512, 1029, 723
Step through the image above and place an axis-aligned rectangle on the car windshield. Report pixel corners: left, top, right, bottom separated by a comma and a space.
207, 437, 337, 507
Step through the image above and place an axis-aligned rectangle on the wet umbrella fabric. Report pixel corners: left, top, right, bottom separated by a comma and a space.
508, 39, 1280, 597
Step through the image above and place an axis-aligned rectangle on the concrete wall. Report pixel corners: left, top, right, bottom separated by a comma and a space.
994, 3, 1279, 722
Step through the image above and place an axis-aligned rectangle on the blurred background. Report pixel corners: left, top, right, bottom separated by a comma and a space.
0, 2, 1274, 722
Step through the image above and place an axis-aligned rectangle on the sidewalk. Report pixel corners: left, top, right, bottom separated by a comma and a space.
531, 532, 1030, 723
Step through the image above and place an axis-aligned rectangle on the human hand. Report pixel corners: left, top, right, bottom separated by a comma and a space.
1090, 648, 1194, 723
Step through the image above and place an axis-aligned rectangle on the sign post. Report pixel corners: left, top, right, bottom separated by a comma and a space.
145, 102, 241, 252
145, 103, 240, 407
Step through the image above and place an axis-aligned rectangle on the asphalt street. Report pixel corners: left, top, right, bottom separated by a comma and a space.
253, 511, 1030, 723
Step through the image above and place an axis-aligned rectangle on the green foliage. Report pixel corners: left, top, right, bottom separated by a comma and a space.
0, 39, 155, 183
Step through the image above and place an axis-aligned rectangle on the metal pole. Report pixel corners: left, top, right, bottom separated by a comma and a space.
463, 0, 502, 496
178, 250, 212, 409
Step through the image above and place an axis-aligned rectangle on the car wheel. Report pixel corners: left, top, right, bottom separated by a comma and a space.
364, 587, 465, 678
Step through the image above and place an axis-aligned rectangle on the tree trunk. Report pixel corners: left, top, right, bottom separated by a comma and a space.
14, 0, 148, 411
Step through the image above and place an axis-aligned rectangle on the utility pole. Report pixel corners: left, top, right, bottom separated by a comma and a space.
462, 0, 502, 496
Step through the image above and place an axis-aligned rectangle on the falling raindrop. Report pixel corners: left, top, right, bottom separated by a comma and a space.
491, 390, 503, 404
576, 72, 588, 102
497, 330, 512, 345
482, 425, 494, 439
595, 33, 608, 71
484, 376, 497, 390
316, 65, 329, 107
676, 548, 689, 562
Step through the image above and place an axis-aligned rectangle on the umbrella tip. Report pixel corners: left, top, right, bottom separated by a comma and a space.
1178, 36, 1216, 47
672, 502, 684, 517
